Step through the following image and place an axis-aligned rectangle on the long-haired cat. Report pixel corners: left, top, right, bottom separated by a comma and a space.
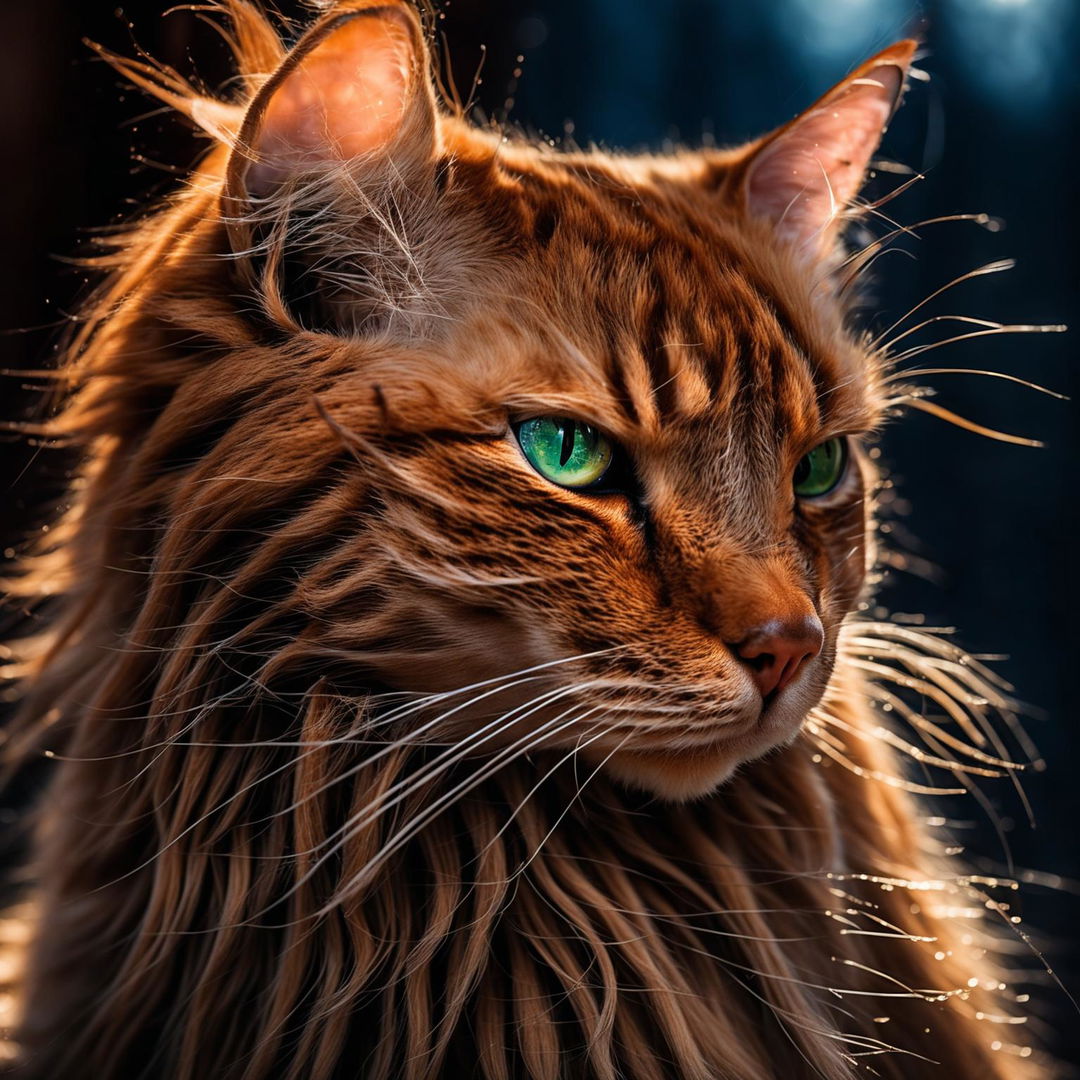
1, 2, 1051, 1077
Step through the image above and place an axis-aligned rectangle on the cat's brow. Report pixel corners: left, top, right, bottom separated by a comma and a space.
745, 282, 874, 435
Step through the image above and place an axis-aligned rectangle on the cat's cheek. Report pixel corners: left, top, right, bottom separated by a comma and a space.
829, 525, 871, 616
799, 492, 871, 618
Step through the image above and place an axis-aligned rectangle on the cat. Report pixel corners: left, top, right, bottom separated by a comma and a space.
1, 1, 1049, 1077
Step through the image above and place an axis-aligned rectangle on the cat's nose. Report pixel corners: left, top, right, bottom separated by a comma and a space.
731, 615, 824, 700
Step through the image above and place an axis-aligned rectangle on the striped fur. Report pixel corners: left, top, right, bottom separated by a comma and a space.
2, 3, 1048, 1078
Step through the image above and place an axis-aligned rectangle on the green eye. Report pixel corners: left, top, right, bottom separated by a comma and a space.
793, 437, 848, 498
516, 417, 615, 490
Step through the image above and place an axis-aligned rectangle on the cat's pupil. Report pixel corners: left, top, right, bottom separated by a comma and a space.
559, 422, 576, 466
557, 422, 601, 466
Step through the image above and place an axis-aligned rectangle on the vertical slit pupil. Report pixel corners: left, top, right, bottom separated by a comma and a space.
559, 421, 577, 466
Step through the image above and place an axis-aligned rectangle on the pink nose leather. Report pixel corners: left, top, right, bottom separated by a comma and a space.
732, 616, 824, 699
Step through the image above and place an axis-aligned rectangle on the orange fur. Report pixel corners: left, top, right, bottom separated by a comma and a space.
1, 3, 1049, 1078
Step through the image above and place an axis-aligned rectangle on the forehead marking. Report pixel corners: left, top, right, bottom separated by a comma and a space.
518, 164, 848, 440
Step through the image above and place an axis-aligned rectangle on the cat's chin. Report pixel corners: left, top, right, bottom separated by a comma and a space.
601, 747, 744, 801
597, 706, 810, 802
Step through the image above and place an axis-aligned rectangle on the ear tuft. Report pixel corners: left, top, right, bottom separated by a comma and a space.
87, 38, 246, 145
743, 40, 918, 259
189, 97, 245, 144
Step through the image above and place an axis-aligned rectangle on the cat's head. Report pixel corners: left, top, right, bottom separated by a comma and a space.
97, 1, 916, 800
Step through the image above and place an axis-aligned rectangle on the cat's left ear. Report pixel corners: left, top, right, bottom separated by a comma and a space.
218, 0, 446, 327
221, 1, 438, 250
227, 0, 435, 200
739, 40, 918, 259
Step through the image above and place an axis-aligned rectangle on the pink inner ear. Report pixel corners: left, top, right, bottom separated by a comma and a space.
745, 64, 903, 254
249, 14, 413, 193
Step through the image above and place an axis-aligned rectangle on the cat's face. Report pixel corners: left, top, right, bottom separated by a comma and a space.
211, 2, 908, 799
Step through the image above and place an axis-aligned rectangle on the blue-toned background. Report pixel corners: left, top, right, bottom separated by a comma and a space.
2, 0, 1077, 1062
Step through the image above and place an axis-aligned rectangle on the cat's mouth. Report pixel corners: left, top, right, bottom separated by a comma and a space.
404, 645, 830, 802
579, 673, 823, 801
758, 679, 817, 727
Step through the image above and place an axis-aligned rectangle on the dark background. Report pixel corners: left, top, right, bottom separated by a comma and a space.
2, 0, 1077, 1065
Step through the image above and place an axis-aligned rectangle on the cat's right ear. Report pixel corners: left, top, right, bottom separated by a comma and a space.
736, 40, 917, 261
222, 0, 437, 257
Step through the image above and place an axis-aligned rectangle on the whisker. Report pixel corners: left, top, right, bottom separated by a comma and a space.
828, 212, 999, 293
890, 397, 1043, 448
882, 363, 1067, 401
512, 722, 639, 876
320, 709, 603, 916
95, 653, 621, 890
884, 322, 1066, 367
279, 680, 596, 861
870, 258, 1016, 351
